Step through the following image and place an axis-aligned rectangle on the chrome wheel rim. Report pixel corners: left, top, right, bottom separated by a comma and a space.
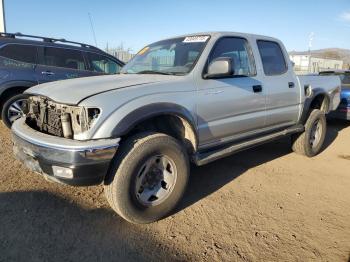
310, 120, 322, 149
135, 155, 177, 207
7, 99, 27, 123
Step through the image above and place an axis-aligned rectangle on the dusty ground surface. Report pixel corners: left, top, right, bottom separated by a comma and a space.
0, 120, 349, 262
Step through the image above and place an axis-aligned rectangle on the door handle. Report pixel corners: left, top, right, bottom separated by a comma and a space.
288, 82, 295, 88
253, 85, 262, 93
41, 71, 55, 76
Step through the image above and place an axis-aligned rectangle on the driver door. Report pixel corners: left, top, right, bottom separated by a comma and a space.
196, 37, 267, 149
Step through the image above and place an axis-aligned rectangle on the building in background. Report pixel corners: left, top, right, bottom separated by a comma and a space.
290, 53, 343, 75
105, 44, 134, 63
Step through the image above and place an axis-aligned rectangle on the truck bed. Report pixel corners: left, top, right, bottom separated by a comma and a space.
298, 75, 341, 111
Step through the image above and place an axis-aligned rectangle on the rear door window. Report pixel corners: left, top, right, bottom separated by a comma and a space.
0, 44, 37, 64
257, 40, 287, 75
86, 52, 121, 74
40, 47, 86, 70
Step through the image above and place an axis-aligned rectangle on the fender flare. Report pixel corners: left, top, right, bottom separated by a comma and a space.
299, 87, 330, 124
111, 102, 197, 139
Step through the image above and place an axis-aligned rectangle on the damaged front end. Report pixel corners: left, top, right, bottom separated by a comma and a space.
25, 96, 100, 139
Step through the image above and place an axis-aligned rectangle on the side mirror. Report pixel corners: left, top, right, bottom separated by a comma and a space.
205, 57, 233, 79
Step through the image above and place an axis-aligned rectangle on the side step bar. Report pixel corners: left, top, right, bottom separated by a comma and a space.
193, 125, 305, 166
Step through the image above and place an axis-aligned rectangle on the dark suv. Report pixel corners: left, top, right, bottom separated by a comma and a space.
0, 33, 124, 127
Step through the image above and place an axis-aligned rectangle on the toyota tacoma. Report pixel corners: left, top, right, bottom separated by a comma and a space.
11, 32, 341, 224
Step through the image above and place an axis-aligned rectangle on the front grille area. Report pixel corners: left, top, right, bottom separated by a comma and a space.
26, 97, 65, 137
25, 96, 91, 138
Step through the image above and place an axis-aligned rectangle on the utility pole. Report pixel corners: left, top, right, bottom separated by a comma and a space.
308, 32, 314, 73
0, 0, 6, 32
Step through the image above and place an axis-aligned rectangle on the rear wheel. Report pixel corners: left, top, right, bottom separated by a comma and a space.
104, 132, 189, 224
1, 93, 29, 128
291, 109, 326, 157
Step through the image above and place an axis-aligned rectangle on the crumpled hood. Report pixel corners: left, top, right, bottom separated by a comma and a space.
26, 74, 177, 105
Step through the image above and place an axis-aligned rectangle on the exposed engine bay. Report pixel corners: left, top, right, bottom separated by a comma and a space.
25, 96, 100, 138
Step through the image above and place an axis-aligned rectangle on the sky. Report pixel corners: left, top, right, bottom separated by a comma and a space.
5, 0, 350, 53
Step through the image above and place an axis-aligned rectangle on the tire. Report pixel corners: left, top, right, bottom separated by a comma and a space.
291, 109, 327, 157
104, 132, 189, 224
1, 93, 29, 128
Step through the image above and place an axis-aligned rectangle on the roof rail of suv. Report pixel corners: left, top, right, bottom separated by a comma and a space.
0, 32, 101, 51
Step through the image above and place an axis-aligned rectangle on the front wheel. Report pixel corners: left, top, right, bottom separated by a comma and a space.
1, 93, 29, 128
104, 132, 189, 224
291, 109, 327, 157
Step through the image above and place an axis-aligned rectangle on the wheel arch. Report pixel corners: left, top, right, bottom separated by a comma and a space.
111, 103, 198, 153
0, 80, 36, 103
310, 91, 330, 113
0, 81, 37, 117
300, 88, 330, 124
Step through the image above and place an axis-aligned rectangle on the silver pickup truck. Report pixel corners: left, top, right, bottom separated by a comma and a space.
11, 32, 341, 224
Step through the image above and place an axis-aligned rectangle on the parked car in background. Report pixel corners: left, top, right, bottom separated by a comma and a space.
12, 32, 340, 224
0, 32, 125, 128
319, 70, 350, 120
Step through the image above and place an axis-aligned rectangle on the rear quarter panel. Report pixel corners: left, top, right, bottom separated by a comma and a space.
298, 75, 341, 112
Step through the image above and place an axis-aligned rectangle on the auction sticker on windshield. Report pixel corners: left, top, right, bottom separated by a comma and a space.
138, 46, 150, 55
183, 36, 210, 43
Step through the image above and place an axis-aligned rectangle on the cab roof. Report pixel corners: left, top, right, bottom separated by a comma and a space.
161, 31, 282, 43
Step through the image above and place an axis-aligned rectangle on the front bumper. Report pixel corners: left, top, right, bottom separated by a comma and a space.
11, 118, 120, 186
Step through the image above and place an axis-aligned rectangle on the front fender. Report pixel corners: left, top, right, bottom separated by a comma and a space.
299, 87, 330, 124
88, 95, 197, 140
109, 103, 197, 137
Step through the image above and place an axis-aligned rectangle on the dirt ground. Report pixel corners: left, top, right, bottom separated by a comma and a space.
0, 120, 349, 262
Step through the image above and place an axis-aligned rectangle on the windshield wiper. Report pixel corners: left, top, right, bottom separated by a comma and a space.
136, 70, 176, 75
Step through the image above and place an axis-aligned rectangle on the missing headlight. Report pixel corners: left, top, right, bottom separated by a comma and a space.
70, 107, 100, 135
87, 108, 101, 126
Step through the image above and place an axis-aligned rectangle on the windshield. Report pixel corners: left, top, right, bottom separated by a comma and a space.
121, 36, 210, 75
